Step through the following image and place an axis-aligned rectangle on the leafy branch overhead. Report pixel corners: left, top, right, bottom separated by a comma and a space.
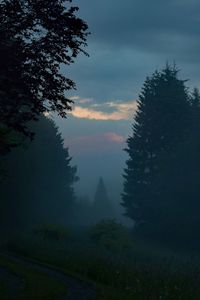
0, 0, 89, 139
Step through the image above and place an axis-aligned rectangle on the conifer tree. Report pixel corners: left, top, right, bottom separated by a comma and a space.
182, 88, 200, 236
155, 88, 200, 242
122, 65, 190, 233
93, 178, 113, 221
0, 116, 78, 231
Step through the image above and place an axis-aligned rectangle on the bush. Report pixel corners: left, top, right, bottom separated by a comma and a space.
90, 219, 133, 252
34, 224, 69, 241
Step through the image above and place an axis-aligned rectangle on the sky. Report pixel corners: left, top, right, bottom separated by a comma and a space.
55, 0, 200, 202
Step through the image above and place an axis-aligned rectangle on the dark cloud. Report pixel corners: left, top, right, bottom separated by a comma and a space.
75, 0, 200, 51
57, 1, 200, 198
63, 0, 200, 101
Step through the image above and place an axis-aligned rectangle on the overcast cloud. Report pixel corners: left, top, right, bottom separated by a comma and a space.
56, 0, 200, 199
65, 0, 200, 101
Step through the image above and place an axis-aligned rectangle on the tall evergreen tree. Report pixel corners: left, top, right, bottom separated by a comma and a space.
122, 65, 190, 235
180, 88, 200, 238
0, 116, 78, 232
154, 88, 200, 243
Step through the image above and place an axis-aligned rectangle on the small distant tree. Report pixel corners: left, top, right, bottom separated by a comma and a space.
93, 177, 113, 221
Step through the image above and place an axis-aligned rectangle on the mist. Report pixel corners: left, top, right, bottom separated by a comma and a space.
1, 1, 200, 299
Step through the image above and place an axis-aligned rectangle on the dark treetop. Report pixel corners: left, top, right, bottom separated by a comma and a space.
0, 0, 89, 141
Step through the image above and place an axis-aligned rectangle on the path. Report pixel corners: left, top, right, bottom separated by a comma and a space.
0, 253, 96, 300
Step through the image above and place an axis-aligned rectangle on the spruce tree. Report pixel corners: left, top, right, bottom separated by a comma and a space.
93, 178, 113, 221
122, 65, 190, 235
155, 88, 200, 243
0, 116, 78, 231
182, 88, 200, 238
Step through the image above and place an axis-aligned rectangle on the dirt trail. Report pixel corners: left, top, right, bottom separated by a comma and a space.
0, 253, 96, 300
0, 265, 23, 298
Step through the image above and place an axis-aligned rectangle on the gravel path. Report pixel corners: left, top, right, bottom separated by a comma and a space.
0, 265, 23, 298
0, 253, 96, 300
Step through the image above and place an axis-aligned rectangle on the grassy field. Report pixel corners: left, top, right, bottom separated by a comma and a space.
0, 254, 67, 300
4, 230, 200, 300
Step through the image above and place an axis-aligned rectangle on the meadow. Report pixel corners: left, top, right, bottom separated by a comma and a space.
2, 222, 200, 300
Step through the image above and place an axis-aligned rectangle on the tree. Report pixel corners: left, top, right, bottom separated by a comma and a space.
177, 88, 200, 240
0, 0, 89, 146
0, 127, 19, 156
149, 87, 200, 245
0, 116, 78, 232
122, 65, 190, 236
93, 177, 113, 221
190, 88, 200, 108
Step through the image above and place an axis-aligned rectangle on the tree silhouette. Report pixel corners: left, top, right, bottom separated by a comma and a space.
93, 177, 113, 221
0, 116, 78, 231
155, 87, 200, 243
122, 65, 190, 237
0, 0, 89, 149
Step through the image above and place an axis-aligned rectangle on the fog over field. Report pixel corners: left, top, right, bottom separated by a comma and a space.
1, 1, 200, 299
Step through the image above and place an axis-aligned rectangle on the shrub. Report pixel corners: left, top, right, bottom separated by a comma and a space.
90, 219, 133, 252
34, 224, 69, 241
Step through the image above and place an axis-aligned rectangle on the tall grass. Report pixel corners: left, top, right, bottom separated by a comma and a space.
4, 228, 200, 300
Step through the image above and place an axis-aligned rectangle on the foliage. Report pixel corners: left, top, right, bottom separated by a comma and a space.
34, 224, 70, 241
0, 116, 78, 230
122, 64, 191, 239
153, 87, 200, 243
90, 219, 132, 252
0, 126, 20, 156
4, 232, 200, 300
0, 0, 89, 148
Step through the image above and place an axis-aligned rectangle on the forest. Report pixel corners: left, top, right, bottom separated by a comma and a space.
1, 0, 200, 299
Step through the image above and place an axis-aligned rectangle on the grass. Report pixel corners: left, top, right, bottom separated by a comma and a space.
4, 231, 200, 300
0, 254, 67, 300
0, 280, 11, 300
